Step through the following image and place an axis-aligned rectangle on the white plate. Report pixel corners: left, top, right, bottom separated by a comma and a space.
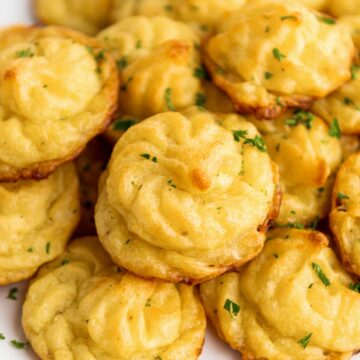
0, 2, 358, 360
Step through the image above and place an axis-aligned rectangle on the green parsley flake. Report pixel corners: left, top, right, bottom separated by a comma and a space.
164, 4, 173, 11
349, 283, 360, 293
276, 96, 284, 108
277, 222, 305, 229
61, 259, 70, 266
286, 110, 314, 129
0, 334, 5, 340
344, 97, 354, 105
164, 88, 175, 111
95, 50, 105, 61
196, 93, 206, 107
193, 66, 209, 79
136, 40, 142, 49
329, 118, 341, 139
27, 247, 33, 253
10, 339, 26, 349
7, 288, 18, 300
167, 179, 177, 188
140, 153, 157, 162
15, 48, 34, 58
298, 333, 312, 349
318, 16, 336, 25
309, 216, 319, 230
232, 130, 248, 142
264, 71, 273, 79
312, 263, 331, 287
145, 298, 151, 307
244, 135, 267, 152
113, 118, 137, 131
281, 15, 297, 21
272, 48, 286, 61
337, 192, 350, 201
46, 242, 51, 254
223, 298, 240, 317
116, 56, 128, 69
352, 65, 360, 80
272, 253, 279, 259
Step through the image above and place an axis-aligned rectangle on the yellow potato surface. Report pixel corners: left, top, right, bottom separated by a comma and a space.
35, 0, 113, 35
330, 152, 360, 276
249, 111, 341, 226
0, 162, 80, 285
200, 228, 360, 360
329, 0, 360, 17
204, 0, 354, 119
95, 107, 279, 283
0, 26, 118, 181
22, 237, 206, 360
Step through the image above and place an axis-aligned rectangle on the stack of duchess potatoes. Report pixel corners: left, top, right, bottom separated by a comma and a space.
1, 0, 360, 359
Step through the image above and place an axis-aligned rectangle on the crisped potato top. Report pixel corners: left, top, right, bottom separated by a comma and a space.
200, 229, 360, 359
0, 162, 80, 284
330, 153, 360, 276
204, 1, 354, 116
105, 107, 276, 252
0, 26, 118, 179
22, 237, 206, 360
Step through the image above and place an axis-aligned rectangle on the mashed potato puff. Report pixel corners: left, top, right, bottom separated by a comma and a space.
35, 0, 112, 35
0, 25, 118, 182
200, 228, 360, 360
95, 107, 280, 283
330, 153, 360, 276
204, 1, 354, 119
110, 0, 247, 34
75, 137, 111, 236
249, 110, 341, 226
22, 237, 206, 360
0, 162, 80, 285
328, 0, 360, 17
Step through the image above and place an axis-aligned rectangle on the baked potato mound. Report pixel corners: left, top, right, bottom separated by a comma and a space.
330, 152, 360, 276
328, 0, 360, 17
95, 107, 280, 284
22, 237, 206, 360
98, 16, 201, 143
200, 228, 360, 360
0, 26, 118, 181
109, 0, 247, 34
312, 16, 360, 134
249, 110, 341, 227
35, 0, 113, 35
0, 162, 80, 285
203, 1, 354, 119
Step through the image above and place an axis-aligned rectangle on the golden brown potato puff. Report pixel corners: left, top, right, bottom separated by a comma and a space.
0, 162, 80, 285
75, 137, 112, 236
22, 236, 206, 360
203, 1, 354, 119
95, 107, 280, 284
249, 110, 342, 227
200, 228, 360, 360
35, 0, 113, 35
0, 25, 118, 182
330, 152, 360, 277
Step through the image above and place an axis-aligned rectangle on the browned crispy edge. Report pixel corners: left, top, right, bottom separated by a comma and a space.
0, 25, 119, 182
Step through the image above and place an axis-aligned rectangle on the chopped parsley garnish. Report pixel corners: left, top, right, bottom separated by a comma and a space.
0, 334, 5, 340
344, 97, 354, 105
309, 216, 319, 230
61, 259, 70, 266
298, 333, 312, 349
164, 4, 173, 11
312, 263, 331, 287
272, 48, 286, 62
277, 222, 305, 229
328, 118, 341, 139
264, 71, 273, 79
27, 247, 33, 253
351, 65, 360, 80
10, 339, 26, 349
196, 93, 206, 107
244, 135, 267, 152
276, 96, 284, 108
286, 110, 314, 129
318, 16, 336, 25
349, 283, 360, 293
145, 298, 151, 307
113, 118, 137, 131
45, 242, 51, 254
232, 130, 248, 142
164, 88, 175, 111
167, 179, 176, 188
281, 15, 297, 21
193, 66, 209, 79
120, 76, 133, 91
308, 283, 314, 289
116, 56, 128, 69
272, 253, 279, 259
337, 192, 350, 201
95, 50, 105, 61
140, 153, 157, 163
223, 299, 240, 317
7, 288, 18, 300
136, 40, 142, 49
15, 48, 34, 58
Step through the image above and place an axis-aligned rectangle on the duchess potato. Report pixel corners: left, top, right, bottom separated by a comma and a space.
22, 237, 206, 360
109, 0, 247, 34
95, 107, 280, 283
0, 162, 80, 285
330, 152, 360, 276
0, 26, 118, 181
35, 0, 113, 35
98, 16, 202, 143
312, 16, 360, 134
249, 110, 341, 227
204, 0, 354, 119
200, 228, 360, 360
